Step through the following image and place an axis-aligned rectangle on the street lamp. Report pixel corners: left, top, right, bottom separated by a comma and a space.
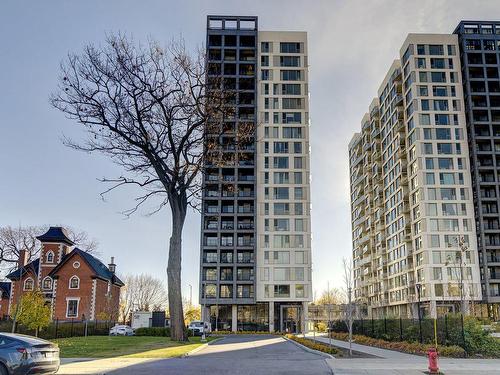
415, 282, 423, 344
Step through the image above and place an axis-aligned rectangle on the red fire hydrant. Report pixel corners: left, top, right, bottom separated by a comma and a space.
427, 347, 439, 374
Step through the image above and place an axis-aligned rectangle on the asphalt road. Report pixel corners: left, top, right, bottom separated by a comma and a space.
106, 334, 332, 375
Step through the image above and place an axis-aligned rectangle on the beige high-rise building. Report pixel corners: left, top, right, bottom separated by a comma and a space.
256, 31, 312, 332
349, 34, 482, 318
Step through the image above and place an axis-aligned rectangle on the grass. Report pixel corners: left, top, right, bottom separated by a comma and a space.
53, 335, 215, 358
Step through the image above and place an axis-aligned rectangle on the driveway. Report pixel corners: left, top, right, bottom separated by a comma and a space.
57, 334, 332, 374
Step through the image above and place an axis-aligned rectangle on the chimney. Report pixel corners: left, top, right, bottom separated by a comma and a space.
108, 257, 116, 274
18, 249, 28, 268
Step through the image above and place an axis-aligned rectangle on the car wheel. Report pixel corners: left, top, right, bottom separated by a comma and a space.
0, 363, 8, 375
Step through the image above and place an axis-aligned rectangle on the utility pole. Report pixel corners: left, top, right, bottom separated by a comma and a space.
188, 284, 192, 307
327, 281, 332, 348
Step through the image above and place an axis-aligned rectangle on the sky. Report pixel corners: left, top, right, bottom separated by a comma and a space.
1, 0, 500, 305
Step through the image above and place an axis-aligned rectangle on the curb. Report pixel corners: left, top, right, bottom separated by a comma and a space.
183, 337, 223, 357
283, 336, 334, 359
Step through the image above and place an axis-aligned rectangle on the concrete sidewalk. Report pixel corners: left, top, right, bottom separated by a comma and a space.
57, 357, 158, 374
306, 333, 500, 374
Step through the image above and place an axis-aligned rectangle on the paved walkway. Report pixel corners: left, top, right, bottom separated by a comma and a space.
306, 333, 500, 374
305, 333, 418, 359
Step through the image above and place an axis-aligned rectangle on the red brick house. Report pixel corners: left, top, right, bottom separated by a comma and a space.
6, 227, 124, 321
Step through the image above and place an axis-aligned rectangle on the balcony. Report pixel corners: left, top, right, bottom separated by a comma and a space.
237, 222, 254, 230
237, 252, 254, 263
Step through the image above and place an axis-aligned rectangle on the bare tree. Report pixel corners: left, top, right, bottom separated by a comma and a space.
50, 33, 232, 340
342, 257, 355, 356
0, 225, 98, 274
119, 274, 168, 323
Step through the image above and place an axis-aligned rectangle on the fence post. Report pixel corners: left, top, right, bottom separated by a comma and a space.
55, 319, 59, 339
361, 317, 364, 336
384, 318, 387, 335
399, 317, 403, 341
371, 317, 374, 337
70, 318, 74, 337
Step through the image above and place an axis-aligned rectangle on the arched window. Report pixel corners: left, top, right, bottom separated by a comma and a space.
46, 251, 54, 263
23, 277, 34, 291
69, 276, 80, 289
42, 277, 52, 290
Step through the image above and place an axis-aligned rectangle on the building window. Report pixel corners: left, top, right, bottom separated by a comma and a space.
295, 284, 305, 298
46, 251, 54, 263
203, 284, 216, 298
69, 276, 80, 289
23, 277, 34, 291
66, 299, 79, 318
42, 277, 52, 290
273, 284, 290, 297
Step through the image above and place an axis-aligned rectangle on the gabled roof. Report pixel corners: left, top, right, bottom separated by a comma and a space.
49, 248, 124, 286
5, 259, 39, 281
36, 226, 74, 246
0, 282, 11, 298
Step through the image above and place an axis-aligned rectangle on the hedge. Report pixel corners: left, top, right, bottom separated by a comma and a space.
330, 332, 465, 357
285, 334, 339, 355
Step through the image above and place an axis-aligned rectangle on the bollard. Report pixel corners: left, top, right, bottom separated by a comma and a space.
427, 347, 439, 374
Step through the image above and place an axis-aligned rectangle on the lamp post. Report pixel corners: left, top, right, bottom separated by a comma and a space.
415, 283, 423, 344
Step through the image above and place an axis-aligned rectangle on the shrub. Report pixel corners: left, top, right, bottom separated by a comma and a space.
315, 322, 328, 333
285, 334, 338, 355
460, 317, 500, 357
134, 327, 171, 337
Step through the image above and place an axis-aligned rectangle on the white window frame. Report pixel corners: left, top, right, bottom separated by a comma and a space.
42, 276, 53, 290
23, 277, 34, 291
69, 275, 80, 289
46, 251, 54, 263
66, 298, 80, 318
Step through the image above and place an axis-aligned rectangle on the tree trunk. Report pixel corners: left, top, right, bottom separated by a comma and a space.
167, 191, 188, 341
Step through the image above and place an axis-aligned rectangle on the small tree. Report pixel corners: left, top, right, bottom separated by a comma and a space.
315, 287, 344, 305
13, 290, 51, 337
184, 305, 201, 325
342, 257, 355, 356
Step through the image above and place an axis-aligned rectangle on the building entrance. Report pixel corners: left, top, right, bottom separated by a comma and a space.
280, 305, 302, 333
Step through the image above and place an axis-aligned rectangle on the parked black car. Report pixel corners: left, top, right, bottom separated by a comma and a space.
0, 333, 59, 374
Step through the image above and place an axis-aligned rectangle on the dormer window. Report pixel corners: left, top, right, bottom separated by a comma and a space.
46, 251, 54, 263
23, 278, 34, 291
69, 276, 80, 289
42, 277, 53, 290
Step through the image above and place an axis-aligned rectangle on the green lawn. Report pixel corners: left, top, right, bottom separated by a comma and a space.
53, 336, 215, 358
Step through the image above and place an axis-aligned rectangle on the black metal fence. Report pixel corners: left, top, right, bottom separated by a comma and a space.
330, 315, 467, 347
0, 319, 116, 340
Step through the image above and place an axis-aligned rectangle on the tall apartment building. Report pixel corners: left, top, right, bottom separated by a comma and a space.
200, 16, 312, 332
350, 34, 482, 318
454, 21, 500, 318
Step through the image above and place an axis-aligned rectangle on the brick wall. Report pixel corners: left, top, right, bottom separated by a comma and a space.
52, 252, 94, 321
